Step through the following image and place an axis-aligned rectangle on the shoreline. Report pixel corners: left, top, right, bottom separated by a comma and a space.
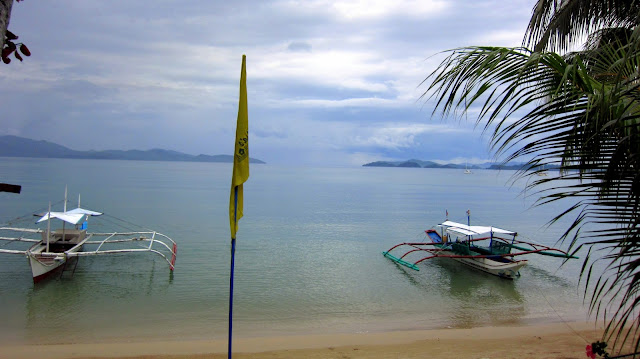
2, 321, 604, 359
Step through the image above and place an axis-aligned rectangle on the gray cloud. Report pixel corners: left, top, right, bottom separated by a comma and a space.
0, 0, 536, 166
287, 42, 312, 52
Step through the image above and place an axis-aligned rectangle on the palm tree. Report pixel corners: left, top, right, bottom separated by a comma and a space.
422, 0, 640, 354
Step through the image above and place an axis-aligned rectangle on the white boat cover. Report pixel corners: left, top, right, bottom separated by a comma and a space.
37, 212, 85, 225
66, 208, 103, 216
439, 220, 516, 236
36, 207, 102, 225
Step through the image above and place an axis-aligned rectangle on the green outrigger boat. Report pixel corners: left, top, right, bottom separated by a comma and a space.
383, 215, 577, 279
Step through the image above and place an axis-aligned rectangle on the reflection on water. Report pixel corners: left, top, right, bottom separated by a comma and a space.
437, 259, 525, 328
26, 277, 86, 344
523, 262, 574, 288
393, 258, 526, 329
23, 255, 175, 344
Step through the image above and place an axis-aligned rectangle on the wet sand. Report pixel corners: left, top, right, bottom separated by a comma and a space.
2, 321, 604, 359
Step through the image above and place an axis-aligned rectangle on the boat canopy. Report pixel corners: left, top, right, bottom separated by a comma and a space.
439, 220, 516, 236
37, 212, 84, 225
36, 207, 103, 225
66, 208, 103, 216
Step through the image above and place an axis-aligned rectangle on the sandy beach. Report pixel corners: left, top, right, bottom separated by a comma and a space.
2, 321, 605, 359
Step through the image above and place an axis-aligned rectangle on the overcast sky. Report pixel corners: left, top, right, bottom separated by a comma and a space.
0, 0, 536, 166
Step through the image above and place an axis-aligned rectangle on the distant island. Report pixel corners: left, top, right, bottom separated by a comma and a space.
363, 159, 557, 171
0, 135, 266, 164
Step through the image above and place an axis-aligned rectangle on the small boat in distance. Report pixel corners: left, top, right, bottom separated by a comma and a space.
383, 212, 577, 279
0, 192, 177, 283
464, 162, 472, 174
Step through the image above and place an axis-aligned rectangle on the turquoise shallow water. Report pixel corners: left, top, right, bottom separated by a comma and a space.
0, 158, 598, 344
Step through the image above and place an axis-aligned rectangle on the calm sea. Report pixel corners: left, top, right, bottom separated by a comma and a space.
0, 158, 598, 345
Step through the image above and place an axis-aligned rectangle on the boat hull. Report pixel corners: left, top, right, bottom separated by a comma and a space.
29, 254, 67, 283
438, 247, 527, 279
27, 240, 83, 283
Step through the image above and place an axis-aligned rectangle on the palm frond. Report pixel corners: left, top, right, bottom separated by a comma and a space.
524, 0, 640, 52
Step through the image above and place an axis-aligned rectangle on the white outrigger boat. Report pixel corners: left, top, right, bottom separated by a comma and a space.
383, 213, 577, 279
0, 194, 177, 283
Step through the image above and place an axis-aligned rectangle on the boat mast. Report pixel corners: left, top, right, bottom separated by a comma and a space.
46, 202, 51, 252
466, 210, 471, 246
489, 227, 494, 249
62, 186, 67, 241
77, 194, 82, 230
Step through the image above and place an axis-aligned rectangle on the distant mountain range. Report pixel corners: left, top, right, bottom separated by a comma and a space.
0, 135, 266, 164
363, 159, 557, 171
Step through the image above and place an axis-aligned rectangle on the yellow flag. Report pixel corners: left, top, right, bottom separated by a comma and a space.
230, 55, 249, 239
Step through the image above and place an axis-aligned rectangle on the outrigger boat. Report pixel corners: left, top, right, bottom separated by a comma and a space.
383, 213, 577, 279
0, 193, 177, 283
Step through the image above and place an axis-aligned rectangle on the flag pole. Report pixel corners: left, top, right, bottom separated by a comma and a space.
228, 186, 238, 359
